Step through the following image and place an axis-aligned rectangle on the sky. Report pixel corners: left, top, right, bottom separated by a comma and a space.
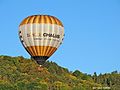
0, 0, 120, 74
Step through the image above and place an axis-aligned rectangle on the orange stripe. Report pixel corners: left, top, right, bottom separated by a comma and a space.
45, 46, 53, 56
27, 16, 37, 56
44, 16, 51, 56
25, 17, 36, 56
47, 17, 58, 56
26, 46, 57, 57
33, 16, 39, 55
48, 46, 57, 56
45, 16, 54, 56
49, 48, 57, 56
20, 15, 63, 27
27, 47, 35, 56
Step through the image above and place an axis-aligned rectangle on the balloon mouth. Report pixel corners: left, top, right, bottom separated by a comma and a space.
31, 56, 49, 65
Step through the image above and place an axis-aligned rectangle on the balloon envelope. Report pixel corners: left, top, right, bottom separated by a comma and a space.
19, 15, 64, 65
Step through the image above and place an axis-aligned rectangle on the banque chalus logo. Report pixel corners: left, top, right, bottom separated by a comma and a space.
27, 33, 60, 39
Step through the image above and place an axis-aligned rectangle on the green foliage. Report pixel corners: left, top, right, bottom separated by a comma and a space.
93, 71, 120, 90
0, 55, 119, 90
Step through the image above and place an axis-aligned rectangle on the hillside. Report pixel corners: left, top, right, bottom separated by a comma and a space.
0, 55, 119, 90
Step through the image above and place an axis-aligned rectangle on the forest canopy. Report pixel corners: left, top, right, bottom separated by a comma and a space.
0, 55, 119, 90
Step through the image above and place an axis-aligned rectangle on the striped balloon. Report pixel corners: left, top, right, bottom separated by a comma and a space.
19, 15, 64, 65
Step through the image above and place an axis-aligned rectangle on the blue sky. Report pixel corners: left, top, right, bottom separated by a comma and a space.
0, 0, 120, 74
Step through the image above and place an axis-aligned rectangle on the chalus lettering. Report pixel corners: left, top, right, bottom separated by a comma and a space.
27, 33, 60, 39
43, 33, 60, 39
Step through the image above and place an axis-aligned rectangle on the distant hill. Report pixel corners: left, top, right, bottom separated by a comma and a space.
0, 55, 119, 90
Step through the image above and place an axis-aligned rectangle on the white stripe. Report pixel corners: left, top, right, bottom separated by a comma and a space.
19, 24, 64, 48
56, 26, 64, 48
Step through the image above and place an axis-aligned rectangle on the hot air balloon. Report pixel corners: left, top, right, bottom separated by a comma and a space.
19, 15, 64, 65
